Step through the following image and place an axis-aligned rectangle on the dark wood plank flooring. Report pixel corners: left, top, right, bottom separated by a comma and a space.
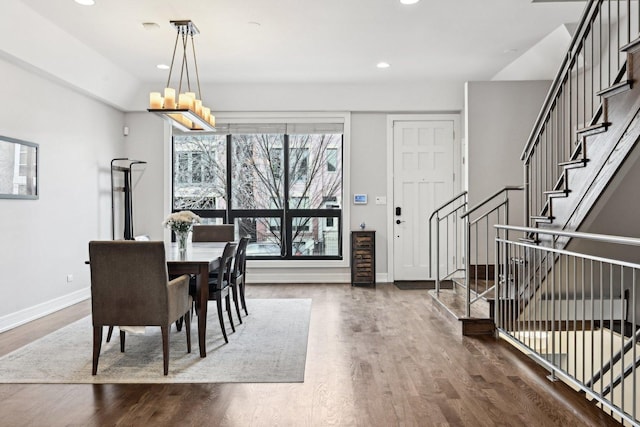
0, 283, 620, 426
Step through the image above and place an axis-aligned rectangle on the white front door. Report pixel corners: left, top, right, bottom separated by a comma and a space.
392, 119, 455, 281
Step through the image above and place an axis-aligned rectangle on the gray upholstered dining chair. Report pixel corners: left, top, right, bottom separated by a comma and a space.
88, 241, 192, 376
192, 224, 235, 242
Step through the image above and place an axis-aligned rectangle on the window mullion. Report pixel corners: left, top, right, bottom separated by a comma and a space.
225, 134, 232, 224
283, 134, 291, 258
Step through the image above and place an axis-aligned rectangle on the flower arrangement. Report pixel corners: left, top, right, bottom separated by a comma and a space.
163, 210, 201, 233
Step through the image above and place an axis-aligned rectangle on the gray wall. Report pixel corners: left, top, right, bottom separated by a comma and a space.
568, 142, 640, 323
0, 62, 554, 326
466, 80, 551, 223
350, 113, 390, 273
123, 113, 168, 241
122, 111, 426, 282
0, 57, 124, 329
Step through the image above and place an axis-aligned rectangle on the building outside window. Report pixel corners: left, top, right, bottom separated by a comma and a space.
172, 122, 344, 260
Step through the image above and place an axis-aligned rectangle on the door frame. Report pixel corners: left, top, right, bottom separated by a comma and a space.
386, 113, 462, 282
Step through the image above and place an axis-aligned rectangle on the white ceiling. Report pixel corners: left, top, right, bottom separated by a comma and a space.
17, 0, 586, 85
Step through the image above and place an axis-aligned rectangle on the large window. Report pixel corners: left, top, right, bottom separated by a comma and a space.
173, 123, 344, 260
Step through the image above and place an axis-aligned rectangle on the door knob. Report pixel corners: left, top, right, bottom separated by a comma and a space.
396, 219, 405, 224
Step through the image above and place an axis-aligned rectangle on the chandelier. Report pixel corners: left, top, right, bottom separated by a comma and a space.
148, 20, 215, 132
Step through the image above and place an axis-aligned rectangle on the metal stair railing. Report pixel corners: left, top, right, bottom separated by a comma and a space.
495, 224, 640, 426
459, 186, 523, 317
429, 191, 467, 294
428, 187, 523, 318
522, 0, 640, 230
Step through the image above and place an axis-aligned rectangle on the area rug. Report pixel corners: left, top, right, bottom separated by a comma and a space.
0, 298, 311, 384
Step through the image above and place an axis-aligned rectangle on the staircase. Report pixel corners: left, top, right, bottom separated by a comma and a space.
428, 186, 522, 335
522, 0, 640, 244
526, 39, 640, 246
428, 1, 640, 424
430, 0, 640, 338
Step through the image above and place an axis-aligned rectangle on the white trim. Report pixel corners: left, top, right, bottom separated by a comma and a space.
0, 288, 90, 333
376, 272, 389, 283
248, 269, 350, 283
165, 111, 352, 268
385, 113, 462, 282
214, 111, 350, 124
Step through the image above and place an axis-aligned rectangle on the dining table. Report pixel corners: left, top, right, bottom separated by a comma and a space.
165, 241, 227, 357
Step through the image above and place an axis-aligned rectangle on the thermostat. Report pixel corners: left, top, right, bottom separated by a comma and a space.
353, 194, 368, 204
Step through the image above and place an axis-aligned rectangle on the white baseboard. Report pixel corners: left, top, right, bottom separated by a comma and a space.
247, 271, 389, 284
376, 273, 389, 283
249, 271, 351, 283
0, 288, 91, 333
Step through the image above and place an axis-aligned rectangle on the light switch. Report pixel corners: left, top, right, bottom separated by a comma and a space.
375, 196, 387, 205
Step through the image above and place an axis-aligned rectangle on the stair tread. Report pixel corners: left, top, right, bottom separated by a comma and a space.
544, 189, 570, 197
621, 37, 640, 53
428, 288, 491, 320
596, 80, 633, 98
559, 158, 589, 168
576, 122, 610, 135
518, 237, 539, 244
532, 215, 554, 223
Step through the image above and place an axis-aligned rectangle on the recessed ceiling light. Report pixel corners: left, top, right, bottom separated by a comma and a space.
142, 22, 160, 30
74, 0, 95, 5
400, 0, 420, 4
377, 62, 390, 69
157, 64, 170, 70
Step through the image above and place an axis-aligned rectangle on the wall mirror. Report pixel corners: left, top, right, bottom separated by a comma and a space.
0, 135, 39, 199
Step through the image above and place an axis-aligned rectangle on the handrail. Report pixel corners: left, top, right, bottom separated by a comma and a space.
428, 191, 468, 278
428, 191, 468, 222
495, 224, 640, 425
461, 186, 523, 219
521, 0, 599, 162
496, 224, 640, 247
469, 201, 508, 226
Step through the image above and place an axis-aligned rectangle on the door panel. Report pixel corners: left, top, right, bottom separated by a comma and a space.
393, 120, 454, 280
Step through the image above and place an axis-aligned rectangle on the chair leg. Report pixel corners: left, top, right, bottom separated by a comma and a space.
240, 282, 248, 315
92, 326, 103, 375
175, 316, 184, 332
106, 325, 114, 342
120, 330, 126, 352
231, 283, 242, 324
161, 325, 170, 376
216, 294, 228, 343
184, 309, 192, 353
226, 294, 235, 333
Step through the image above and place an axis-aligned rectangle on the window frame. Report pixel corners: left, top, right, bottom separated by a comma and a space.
169, 112, 351, 267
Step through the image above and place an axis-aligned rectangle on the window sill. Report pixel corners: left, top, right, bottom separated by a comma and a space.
248, 259, 348, 269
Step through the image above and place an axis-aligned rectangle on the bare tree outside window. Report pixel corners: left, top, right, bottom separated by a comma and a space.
232, 134, 284, 210
288, 134, 342, 255
173, 134, 227, 210
288, 134, 342, 210
171, 128, 343, 259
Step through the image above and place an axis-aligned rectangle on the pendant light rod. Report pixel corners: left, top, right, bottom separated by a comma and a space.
148, 19, 215, 132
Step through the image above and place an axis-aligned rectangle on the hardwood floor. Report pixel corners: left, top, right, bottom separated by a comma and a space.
0, 283, 620, 426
